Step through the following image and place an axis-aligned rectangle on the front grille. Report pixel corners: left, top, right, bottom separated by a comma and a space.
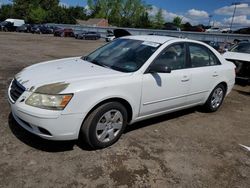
9, 79, 25, 102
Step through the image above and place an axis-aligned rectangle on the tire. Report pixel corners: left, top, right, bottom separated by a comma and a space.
80, 102, 128, 149
203, 84, 226, 112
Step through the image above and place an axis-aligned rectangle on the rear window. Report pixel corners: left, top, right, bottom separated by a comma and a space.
230, 43, 250, 54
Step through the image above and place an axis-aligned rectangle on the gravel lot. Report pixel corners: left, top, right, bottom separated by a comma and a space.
0, 32, 250, 188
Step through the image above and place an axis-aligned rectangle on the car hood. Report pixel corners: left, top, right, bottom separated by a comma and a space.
223, 51, 250, 62
15, 57, 128, 92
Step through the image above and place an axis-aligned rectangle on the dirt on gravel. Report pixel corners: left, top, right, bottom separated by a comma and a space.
0, 32, 250, 188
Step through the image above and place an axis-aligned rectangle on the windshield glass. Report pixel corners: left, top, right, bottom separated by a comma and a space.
230, 43, 250, 54
83, 38, 160, 72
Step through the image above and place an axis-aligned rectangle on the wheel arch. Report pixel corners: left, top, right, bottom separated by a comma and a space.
81, 97, 133, 127
219, 81, 228, 93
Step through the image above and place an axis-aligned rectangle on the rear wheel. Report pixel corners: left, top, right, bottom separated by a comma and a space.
203, 84, 226, 112
80, 102, 128, 149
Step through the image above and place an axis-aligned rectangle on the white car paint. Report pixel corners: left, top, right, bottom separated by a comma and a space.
223, 51, 250, 62
8, 35, 235, 141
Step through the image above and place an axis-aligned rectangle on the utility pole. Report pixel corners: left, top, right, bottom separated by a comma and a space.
208, 15, 213, 27
230, 2, 241, 31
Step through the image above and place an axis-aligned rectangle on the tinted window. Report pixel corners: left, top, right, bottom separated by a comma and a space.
230, 43, 250, 54
189, 44, 220, 67
152, 43, 186, 70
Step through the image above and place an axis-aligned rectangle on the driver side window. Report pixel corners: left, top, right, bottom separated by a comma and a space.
153, 43, 186, 70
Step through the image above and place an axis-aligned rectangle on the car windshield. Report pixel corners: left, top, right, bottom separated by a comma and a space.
230, 43, 250, 54
83, 38, 160, 72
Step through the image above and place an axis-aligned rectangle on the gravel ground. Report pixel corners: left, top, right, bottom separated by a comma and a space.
0, 32, 249, 188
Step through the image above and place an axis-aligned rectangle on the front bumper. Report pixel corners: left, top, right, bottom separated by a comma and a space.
9, 92, 84, 141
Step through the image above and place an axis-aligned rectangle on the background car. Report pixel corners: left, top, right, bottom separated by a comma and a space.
0, 21, 16, 31
54, 28, 74, 37
76, 31, 101, 40
0, 18, 25, 31
206, 27, 221, 33
233, 27, 250, 35
105, 33, 115, 42
183, 26, 205, 32
74, 31, 87, 39
16, 24, 31, 32
223, 42, 250, 85
163, 22, 181, 31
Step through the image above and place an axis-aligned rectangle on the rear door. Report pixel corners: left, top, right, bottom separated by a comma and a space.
186, 43, 222, 104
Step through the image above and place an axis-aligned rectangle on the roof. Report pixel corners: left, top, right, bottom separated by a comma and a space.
123, 35, 177, 44
77, 18, 107, 26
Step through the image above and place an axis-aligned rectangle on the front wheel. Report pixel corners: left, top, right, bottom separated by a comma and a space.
80, 102, 128, 149
203, 84, 226, 112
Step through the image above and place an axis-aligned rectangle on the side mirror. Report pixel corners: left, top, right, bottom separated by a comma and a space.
148, 64, 172, 73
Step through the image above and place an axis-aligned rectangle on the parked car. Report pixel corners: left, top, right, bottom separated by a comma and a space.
74, 31, 87, 39
16, 24, 31, 32
76, 31, 101, 40
1, 19, 25, 31
234, 27, 250, 35
113, 29, 131, 38
8, 36, 235, 149
184, 26, 205, 32
54, 28, 74, 37
105, 34, 115, 42
163, 23, 181, 31
5, 18, 24, 26
206, 27, 221, 33
223, 42, 250, 85
30, 24, 40, 34
32, 25, 53, 34
0, 21, 16, 31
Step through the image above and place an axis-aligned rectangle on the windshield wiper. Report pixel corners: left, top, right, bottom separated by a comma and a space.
83, 56, 112, 69
91, 59, 106, 67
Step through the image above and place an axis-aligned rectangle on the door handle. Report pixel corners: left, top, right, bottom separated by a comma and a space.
181, 76, 190, 82
213, 72, 219, 77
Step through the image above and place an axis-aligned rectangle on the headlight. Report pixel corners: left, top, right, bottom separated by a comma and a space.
25, 93, 73, 110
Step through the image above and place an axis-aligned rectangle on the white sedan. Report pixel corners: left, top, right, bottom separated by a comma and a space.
8, 35, 235, 149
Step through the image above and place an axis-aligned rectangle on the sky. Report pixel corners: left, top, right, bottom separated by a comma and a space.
1, 0, 250, 28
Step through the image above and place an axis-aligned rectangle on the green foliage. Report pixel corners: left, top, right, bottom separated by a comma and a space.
87, 0, 152, 28
0, 0, 86, 24
152, 8, 165, 29
173, 16, 182, 28
29, 6, 47, 23
0, 4, 13, 21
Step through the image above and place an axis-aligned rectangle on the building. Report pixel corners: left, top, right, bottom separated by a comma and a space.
76, 18, 109, 27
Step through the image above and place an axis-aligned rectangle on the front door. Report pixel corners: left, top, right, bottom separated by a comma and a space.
140, 43, 191, 117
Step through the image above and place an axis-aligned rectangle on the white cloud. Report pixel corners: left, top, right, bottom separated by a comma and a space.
148, 6, 191, 23
59, 2, 69, 8
215, 3, 250, 16
187, 9, 209, 19
210, 21, 223, 27
223, 15, 250, 26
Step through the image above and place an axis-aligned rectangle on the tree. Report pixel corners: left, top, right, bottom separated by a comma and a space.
12, 0, 59, 22
0, 4, 13, 21
172, 16, 182, 28
182, 22, 192, 31
87, 0, 151, 27
29, 6, 47, 23
67, 6, 87, 20
153, 8, 165, 29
